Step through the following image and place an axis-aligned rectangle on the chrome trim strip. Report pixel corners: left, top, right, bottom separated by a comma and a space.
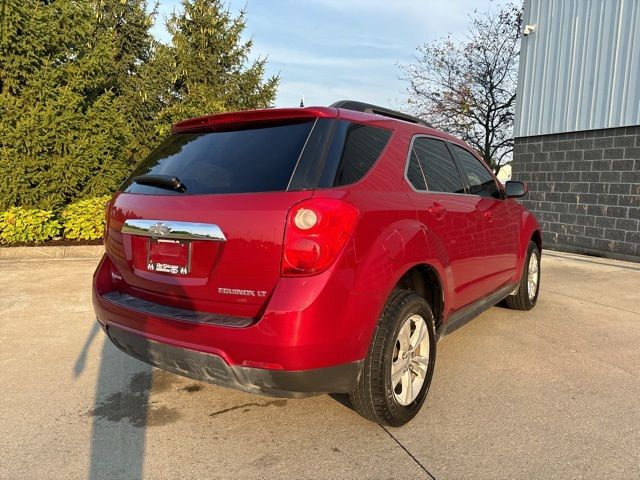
122, 219, 226, 242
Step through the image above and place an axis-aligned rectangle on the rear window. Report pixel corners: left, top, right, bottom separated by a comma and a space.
122, 121, 314, 195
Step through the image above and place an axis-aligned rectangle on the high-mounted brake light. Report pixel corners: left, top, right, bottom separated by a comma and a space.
282, 198, 358, 277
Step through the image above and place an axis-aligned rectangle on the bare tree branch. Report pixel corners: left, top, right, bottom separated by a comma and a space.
400, 2, 522, 174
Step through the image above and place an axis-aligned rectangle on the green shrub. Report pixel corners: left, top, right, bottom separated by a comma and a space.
61, 195, 111, 240
0, 207, 62, 244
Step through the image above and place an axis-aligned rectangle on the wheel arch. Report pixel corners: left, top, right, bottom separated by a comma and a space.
515, 211, 543, 280
393, 263, 445, 332
531, 229, 542, 252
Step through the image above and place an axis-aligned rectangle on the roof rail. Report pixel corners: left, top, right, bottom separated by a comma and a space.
330, 100, 432, 127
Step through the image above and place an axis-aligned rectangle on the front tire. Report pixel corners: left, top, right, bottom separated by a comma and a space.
350, 290, 436, 427
505, 241, 541, 311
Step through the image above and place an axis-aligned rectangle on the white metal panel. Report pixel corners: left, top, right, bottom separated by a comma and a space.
514, 0, 640, 137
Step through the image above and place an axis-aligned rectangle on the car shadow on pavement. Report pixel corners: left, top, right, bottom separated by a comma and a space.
328, 393, 354, 411
77, 324, 153, 480
81, 235, 204, 479
73, 322, 100, 377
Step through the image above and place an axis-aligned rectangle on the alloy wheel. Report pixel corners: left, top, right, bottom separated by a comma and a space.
527, 251, 539, 300
391, 314, 430, 406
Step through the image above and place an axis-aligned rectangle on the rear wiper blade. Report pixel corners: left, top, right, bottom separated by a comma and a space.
132, 174, 187, 192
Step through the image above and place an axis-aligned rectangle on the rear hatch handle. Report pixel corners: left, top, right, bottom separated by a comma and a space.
122, 220, 226, 242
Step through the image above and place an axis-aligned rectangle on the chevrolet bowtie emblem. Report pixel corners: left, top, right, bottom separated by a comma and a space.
148, 222, 171, 236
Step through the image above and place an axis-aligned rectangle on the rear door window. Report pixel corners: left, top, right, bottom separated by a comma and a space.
451, 145, 501, 198
406, 151, 427, 190
122, 120, 315, 195
410, 137, 465, 193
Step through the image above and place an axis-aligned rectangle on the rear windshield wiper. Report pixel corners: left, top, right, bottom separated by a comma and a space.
132, 174, 187, 192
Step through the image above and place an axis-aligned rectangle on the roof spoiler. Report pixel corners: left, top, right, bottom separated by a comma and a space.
330, 100, 432, 127
172, 107, 338, 133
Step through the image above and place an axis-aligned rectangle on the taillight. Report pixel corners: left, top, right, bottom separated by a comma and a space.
282, 198, 358, 277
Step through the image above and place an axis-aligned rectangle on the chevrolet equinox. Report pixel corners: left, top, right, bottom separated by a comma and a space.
92, 101, 542, 426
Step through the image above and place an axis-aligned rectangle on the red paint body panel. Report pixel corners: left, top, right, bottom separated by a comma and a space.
93, 106, 541, 381
106, 190, 314, 317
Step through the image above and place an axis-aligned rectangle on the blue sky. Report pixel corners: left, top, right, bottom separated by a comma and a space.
152, 0, 508, 108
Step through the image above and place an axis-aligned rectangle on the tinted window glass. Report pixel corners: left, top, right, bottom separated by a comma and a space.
333, 124, 392, 186
407, 151, 427, 190
412, 138, 465, 194
452, 145, 501, 198
122, 121, 314, 195
287, 118, 336, 191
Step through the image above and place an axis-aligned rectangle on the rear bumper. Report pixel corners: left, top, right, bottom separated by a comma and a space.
105, 323, 362, 397
93, 253, 385, 394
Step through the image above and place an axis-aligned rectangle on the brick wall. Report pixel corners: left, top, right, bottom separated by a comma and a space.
512, 126, 640, 261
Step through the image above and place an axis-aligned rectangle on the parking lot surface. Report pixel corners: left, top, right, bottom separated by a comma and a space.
1, 249, 639, 479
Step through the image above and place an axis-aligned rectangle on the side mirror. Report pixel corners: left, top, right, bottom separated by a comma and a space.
505, 180, 527, 198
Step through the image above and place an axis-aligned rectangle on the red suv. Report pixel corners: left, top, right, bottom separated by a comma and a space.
93, 101, 541, 426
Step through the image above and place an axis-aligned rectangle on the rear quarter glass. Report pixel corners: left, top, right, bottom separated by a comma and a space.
122, 120, 315, 195
317, 122, 392, 188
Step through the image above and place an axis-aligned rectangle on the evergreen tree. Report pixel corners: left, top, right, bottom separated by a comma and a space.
155, 0, 279, 135
94, 0, 165, 168
0, 1, 135, 210
0, 0, 279, 211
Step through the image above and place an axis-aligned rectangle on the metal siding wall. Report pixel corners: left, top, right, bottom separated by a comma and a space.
514, 0, 640, 137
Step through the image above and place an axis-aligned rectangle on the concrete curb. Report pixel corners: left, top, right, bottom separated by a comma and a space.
544, 248, 640, 270
0, 245, 104, 261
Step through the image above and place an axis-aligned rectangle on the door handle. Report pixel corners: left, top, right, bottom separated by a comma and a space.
428, 203, 446, 217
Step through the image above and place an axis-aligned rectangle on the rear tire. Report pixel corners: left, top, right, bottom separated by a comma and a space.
505, 241, 540, 311
350, 290, 436, 427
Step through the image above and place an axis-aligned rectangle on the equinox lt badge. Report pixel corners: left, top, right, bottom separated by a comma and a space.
218, 287, 267, 297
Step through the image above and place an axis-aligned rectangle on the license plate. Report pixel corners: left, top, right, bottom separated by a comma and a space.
147, 239, 190, 275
